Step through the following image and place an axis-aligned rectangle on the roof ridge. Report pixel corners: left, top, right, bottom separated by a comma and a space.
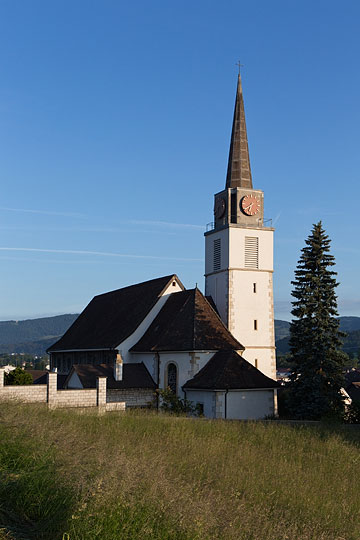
94, 274, 178, 299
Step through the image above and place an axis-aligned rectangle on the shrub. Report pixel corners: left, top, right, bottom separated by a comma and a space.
344, 399, 360, 424
4, 367, 33, 386
156, 387, 201, 416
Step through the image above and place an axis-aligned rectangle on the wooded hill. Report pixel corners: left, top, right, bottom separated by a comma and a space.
275, 316, 360, 357
0, 314, 78, 354
0, 313, 359, 356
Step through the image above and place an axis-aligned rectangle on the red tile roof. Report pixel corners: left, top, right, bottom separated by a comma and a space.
130, 288, 243, 352
183, 350, 279, 390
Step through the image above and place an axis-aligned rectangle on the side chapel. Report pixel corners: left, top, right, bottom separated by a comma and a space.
47, 73, 279, 420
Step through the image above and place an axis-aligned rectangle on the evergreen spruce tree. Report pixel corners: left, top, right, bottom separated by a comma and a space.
288, 222, 346, 420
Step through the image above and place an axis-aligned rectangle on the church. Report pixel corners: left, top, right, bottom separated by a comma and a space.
47, 73, 278, 420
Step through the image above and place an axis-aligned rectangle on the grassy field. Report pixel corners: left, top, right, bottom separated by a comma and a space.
1, 403, 360, 540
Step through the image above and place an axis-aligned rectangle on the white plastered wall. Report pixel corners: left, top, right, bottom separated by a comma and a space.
185, 390, 216, 418
226, 389, 275, 420
186, 388, 276, 420
160, 352, 215, 398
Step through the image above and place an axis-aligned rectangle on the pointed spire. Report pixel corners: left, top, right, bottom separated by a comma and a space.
225, 73, 253, 189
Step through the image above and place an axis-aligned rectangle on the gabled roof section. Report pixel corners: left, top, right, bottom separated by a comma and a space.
131, 288, 243, 352
225, 73, 253, 189
47, 275, 184, 352
183, 350, 279, 390
65, 362, 156, 390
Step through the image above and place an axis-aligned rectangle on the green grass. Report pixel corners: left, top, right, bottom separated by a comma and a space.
1, 403, 360, 539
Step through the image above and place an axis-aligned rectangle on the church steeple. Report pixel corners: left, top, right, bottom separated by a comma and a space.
225, 73, 253, 189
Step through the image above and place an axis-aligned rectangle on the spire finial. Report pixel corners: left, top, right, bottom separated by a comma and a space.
235, 60, 244, 75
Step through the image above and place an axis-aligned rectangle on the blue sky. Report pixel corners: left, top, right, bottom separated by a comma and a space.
1, 0, 359, 321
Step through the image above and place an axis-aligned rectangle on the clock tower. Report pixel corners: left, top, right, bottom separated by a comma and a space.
204, 73, 276, 379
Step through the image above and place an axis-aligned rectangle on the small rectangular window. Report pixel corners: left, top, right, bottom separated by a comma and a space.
213, 239, 221, 271
255, 358, 258, 369
254, 320, 258, 330
253, 283, 257, 293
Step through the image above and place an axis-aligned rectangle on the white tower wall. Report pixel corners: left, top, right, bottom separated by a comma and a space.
205, 225, 276, 379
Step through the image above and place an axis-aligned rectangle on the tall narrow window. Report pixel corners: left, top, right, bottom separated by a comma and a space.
245, 236, 259, 269
213, 239, 221, 271
230, 191, 237, 223
167, 363, 177, 394
254, 320, 258, 330
253, 283, 257, 293
255, 358, 258, 369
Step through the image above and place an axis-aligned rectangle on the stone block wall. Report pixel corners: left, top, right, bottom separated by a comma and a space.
50, 389, 98, 408
0, 369, 126, 412
0, 383, 47, 403
107, 388, 155, 408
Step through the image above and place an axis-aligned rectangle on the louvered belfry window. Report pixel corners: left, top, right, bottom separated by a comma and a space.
213, 238, 221, 271
245, 236, 259, 269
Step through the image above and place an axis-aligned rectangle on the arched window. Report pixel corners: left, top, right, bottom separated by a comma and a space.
167, 363, 177, 394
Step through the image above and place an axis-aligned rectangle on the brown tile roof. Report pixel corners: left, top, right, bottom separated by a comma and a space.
130, 288, 243, 352
47, 275, 183, 352
25, 369, 47, 383
183, 350, 279, 390
66, 363, 156, 390
31, 371, 67, 390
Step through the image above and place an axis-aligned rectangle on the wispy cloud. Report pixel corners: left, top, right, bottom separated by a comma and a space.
0, 207, 85, 218
0, 224, 178, 235
129, 219, 205, 230
0, 247, 203, 262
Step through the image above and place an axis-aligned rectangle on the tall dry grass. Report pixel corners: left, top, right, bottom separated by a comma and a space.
1, 402, 360, 539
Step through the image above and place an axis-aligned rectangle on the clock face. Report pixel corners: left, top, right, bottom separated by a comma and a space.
214, 197, 226, 219
241, 195, 260, 216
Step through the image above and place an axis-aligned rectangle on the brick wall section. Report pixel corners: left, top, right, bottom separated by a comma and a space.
107, 388, 155, 408
0, 369, 126, 411
53, 389, 98, 408
0, 368, 47, 403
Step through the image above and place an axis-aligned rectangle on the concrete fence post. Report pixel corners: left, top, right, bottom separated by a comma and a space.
47, 372, 58, 409
0, 368, 5, 389
97, 377, 107, 414
274, 388, 279, 418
